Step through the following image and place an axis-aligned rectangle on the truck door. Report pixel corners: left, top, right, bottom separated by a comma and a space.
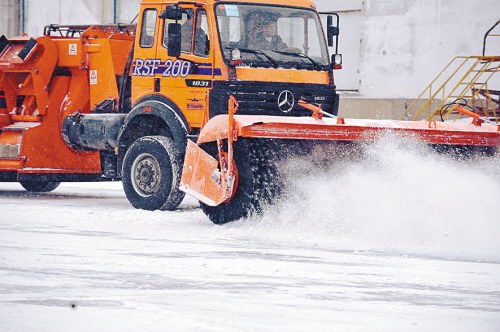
133, 5, 162, 101
156, 5, 214, 129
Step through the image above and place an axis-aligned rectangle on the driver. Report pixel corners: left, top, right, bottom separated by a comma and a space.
181, 12, 209, 56
250, 15, 289, 51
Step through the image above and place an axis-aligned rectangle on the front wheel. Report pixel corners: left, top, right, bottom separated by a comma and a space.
200, 139, 282, 224
122, 136, 185, 211
20, 181, 60, 193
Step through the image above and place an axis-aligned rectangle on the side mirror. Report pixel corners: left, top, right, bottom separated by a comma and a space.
331, 53, 342, 70
167, 23, 182, 57
327, 15, 340, 48
159, 5, 184, 21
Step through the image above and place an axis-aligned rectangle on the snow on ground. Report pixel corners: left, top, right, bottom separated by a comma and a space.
1, 137, 500, 331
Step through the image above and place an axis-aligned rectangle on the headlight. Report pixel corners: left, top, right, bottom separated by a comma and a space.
231, 49, 241, 61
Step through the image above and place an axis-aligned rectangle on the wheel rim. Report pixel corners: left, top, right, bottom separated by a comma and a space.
131, 153, 162, 197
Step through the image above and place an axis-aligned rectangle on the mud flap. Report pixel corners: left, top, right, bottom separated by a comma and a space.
179, 139, 234, 207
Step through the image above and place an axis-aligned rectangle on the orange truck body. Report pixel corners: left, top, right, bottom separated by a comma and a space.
0, 26, 134, 182
0, 0, 498, 223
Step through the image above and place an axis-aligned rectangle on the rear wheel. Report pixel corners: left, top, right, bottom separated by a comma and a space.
200, 139, 282, 224
122, 136, 185, 211
20, 181, 60, 193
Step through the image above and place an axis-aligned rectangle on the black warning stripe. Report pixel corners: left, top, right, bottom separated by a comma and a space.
0, 91, 6, 108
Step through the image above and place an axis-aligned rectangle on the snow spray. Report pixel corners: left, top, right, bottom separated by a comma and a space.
242, 134, 500, 262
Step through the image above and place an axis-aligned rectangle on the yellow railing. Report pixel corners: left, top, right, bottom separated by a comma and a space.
402, 55, 500, 122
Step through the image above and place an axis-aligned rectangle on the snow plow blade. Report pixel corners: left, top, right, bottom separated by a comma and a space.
180, 98, 500, 224
196, 115, 500, 146
180, 139, 235, 207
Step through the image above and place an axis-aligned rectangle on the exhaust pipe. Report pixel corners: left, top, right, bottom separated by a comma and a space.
62, 112, 126, 151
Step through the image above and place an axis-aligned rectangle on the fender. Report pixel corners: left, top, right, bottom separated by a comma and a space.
118, 95, 189, 152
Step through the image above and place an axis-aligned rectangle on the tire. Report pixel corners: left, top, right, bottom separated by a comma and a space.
122, 136, 185, 211
20, 181, 61, 193
200, 139, 282, 224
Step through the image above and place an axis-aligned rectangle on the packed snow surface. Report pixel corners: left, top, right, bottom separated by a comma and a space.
1, 136, 500, 331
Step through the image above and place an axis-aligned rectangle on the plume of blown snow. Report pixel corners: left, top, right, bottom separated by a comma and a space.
241, 135, 500, 262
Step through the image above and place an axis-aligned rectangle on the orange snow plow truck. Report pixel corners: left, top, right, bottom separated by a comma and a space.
0, 0, 499, 224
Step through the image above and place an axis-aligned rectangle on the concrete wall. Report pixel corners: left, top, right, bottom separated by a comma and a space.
316, 0, 500, 98
0, 0, 141, 37
2, 0, 498, 119
315, 0, 500, 118
359, 0, 500, 99
25, 0, 101, 34
118, 0, 141, 24
0, 0, 19, 37
23, 0, 141, 35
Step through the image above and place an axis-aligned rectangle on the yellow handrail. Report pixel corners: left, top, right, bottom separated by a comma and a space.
402, 55, 500, 122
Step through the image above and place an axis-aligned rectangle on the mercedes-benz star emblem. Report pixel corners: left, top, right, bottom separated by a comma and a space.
278, 90, 295, 113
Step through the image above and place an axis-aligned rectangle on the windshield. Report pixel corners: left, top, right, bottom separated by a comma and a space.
215, 4, 330, 70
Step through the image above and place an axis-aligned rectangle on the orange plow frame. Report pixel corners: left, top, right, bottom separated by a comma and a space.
180, 97, 500, 207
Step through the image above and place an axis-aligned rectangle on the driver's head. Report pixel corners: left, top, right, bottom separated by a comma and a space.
262, 18, 277, 37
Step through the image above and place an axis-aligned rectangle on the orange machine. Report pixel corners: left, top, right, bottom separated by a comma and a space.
0, 0, 499, 224
0, 25, 134, 191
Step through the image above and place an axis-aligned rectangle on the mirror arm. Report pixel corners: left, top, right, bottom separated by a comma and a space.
327, 13, 340, 54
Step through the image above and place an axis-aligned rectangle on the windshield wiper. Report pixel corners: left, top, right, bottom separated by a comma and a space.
271, 50, 324, 70
227, 48, 279, 68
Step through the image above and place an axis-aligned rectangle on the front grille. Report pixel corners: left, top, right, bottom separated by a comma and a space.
210, 81, 337, 118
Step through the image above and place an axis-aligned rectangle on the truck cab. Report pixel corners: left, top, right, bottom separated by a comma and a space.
130, 0, 339, 132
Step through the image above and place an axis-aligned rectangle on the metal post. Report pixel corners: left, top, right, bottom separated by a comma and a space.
18, 0, 25, 34
113, 0, 117, 24
483, 19, 500, 57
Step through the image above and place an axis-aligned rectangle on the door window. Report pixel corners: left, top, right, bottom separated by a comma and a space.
140, 9, 157, 48
162, 9, 193, 53
162, 8, 210, 57
194, 10, 210, 57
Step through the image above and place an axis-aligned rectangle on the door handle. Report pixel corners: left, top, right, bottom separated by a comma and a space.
154, 78, 160, 92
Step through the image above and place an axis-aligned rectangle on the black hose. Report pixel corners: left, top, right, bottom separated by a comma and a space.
119, 44, 135, 113
438, 98, 476, 122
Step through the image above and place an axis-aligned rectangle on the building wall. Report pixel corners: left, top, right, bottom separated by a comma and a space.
118, 0, 141, 24
2, 0, 498, 118
0, 0, 19, 37
317, 0, 363, 92
316, 0, 499, 118
319, 0, 499, 95
0, 0, 140, 37
22, 0, 141, 34
358, 0, 499, 99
